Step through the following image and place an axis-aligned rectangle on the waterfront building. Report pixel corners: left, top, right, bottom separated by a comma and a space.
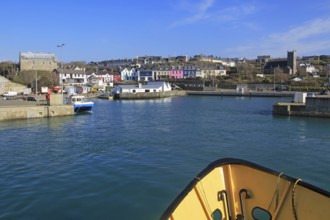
87, 74, 100, 87
112, 81, 172, 94
53, 68, 87, 86
19, 52, 58, 71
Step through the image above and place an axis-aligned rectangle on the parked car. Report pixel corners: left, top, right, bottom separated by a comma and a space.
27, 96, 37, 101
275, 86, 288, 91
319, 89, 329, 95
307, 92, 315, 97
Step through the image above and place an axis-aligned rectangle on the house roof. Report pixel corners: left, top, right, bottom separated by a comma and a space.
54, 68, 86, 75
264, 60, 288, 69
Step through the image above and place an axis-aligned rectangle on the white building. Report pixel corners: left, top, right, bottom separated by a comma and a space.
121, 67, 138, 81
112, 81, 172, 94
87, 70, 113, 87
55, 69, 88, 86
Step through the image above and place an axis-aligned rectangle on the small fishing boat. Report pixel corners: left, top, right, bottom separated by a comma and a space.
97, 91, 113, 100
160, 158, 330, 220
69, 95, 94, 113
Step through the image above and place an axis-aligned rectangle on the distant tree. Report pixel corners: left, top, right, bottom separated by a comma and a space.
13, 70, 59, 89
0, 62, 17, 79
237, 63, 258, 82
14, 70, 36, 87
66, 61, 87, 68
274, 73, 288, 83
39, 71, 59, 88
297, 66, 307, 78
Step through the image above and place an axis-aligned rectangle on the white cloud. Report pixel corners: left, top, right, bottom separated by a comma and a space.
213, 4, 257, 22
268, 18, 330, 44
227, 17, 330, 58
169, 0, 258, 29
169, 0, 215, 28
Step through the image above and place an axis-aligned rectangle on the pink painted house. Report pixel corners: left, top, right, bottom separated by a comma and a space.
169, 66, 184, 79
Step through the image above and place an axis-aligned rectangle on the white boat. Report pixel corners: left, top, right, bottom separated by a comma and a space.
68, 95, 94, 113
161, 158, 330, 220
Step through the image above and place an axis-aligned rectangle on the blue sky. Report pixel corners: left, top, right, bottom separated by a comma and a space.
1, 0, 330, 62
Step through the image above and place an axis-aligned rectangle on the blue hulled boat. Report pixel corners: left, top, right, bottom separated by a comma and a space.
69, 95, 94, 113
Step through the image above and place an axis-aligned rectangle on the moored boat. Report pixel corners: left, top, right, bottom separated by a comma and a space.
160, 158, 330, 220
97, 91, 113, 100
68, 95, 94, 113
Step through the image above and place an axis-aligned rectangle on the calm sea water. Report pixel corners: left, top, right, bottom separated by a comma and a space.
0, 96, 329, 219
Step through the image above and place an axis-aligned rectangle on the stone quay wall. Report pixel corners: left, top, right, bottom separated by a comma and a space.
273, 97, 330, 118
0, 105, 74, 121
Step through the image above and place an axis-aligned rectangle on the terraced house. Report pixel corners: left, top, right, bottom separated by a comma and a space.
200, 66, 226, 78
138, 67, 154, 81
155, 66, 170, 80
183, 65, 201, 78
170, 66, 184, 79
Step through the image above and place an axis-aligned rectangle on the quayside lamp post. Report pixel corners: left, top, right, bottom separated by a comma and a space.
57, 43, 65, 104
33, 54, 38, 95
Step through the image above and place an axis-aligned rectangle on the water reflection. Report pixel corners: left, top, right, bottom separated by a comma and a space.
118, 97, 172, 104
0, 115, 74, 131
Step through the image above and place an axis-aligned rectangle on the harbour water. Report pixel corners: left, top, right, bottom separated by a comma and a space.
0, 96, 329, 219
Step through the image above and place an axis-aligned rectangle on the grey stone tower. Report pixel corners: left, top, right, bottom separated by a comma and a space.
287, 50, 297, 75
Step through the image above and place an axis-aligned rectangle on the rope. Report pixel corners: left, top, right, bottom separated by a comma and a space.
268, 172, 283, 211
292, 178, 302, 220
194, 177, 213, 218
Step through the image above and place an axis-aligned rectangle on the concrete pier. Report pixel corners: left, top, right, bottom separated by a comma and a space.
187, 90, 295, 97
0, 94, 75, 121
273, 97, 330, 117
0, 105, 74, 121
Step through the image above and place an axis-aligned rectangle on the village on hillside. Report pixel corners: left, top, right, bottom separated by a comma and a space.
1, 51, 330, 96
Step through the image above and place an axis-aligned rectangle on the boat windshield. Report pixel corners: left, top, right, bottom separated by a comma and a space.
72, 97, 83, 102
